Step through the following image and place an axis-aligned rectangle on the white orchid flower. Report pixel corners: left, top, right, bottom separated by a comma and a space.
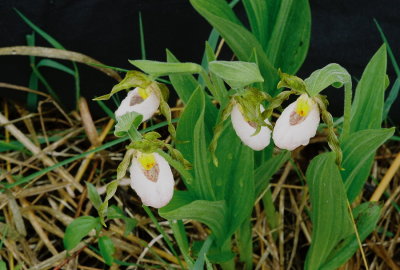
130, 152, 174, 208
231, 104, 272, 151
115, 87, 160, 121
273, 94, 320, 151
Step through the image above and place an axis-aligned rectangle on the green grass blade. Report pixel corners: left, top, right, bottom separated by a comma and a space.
193, 236, 214, 270
139, 12, 146, 60
383, 77, 400, 120
305, 152, 353, 270
374, 19, 400, 76
36, 59, 75, 76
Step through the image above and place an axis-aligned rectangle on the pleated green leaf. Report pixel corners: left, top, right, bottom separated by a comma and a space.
98, 236, 115, 266
208, 61, 264, 89
305, 152, 353, 270
264, 0, 311, 75
304, 63, 352, 97
350, 45, 387, 133
320, 202, 381, 270
341, 128, 395, 202
167, 50, 201, 104
129, 60, 202, 76
190, 0, 277, 92
159, 192, 227, 244
63, 216, 100, 250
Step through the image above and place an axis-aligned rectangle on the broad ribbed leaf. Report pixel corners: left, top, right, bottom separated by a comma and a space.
167, 50, 201, 104
129, 60, 202, 76
190, 0, 277, 92
305, 152, 353, 270
350, 45, 387, 133
242, 0, 269, 48
159, 192, 227, 244
305, 64, 352, 97
63, 216, 100, 250
205, 43, 228, 106
208, 61, 264, 89
320, 202, 381, 270
176, 87, 216, 198
341, 128, 395, 202
264, 0, 311, 75
98, 236, 115, 266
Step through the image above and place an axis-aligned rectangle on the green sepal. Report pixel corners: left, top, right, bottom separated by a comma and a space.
116, 148, 135, 180
277, 69, 306, 93
164, 144, 192, 170
209, 101, 234, 167
316, 95, 342, 167
262, 90, 295, 119
151, 83, 176, 140
93, 71, 150, 101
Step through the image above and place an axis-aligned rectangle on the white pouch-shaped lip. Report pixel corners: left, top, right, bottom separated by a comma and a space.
272, 100, 320, 151
129, 152, 174, 208
115, 87, 160, 122
231, 104, 271, 151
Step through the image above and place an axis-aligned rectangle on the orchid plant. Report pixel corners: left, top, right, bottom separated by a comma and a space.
86, 44, 393, 269
61, 0, 394, 269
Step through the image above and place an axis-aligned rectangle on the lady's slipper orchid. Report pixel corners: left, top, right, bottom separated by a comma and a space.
231, 104, 271, 151
115, 87, 160, 121
129, 152, 174, 208
272, 94, 320, 151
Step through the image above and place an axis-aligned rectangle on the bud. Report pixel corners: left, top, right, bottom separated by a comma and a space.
130, 152, 174, 208
273, 94, 320, 151
231, 104, 271, 151
115, 86, 160, 122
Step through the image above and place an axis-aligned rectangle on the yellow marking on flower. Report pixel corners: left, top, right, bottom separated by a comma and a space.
295, 94, 314, 117
138, 153, 156, 170
138, 87, 150, 99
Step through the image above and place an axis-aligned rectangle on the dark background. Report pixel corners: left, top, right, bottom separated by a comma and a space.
0, 0, 399, 121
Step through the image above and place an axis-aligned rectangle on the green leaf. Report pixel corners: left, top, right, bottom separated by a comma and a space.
305, 152, 353, 270
98, 236, 115, 266
320, 202, 381, 270
159, 192, 227, 244
129, 60, 202, 76
86, 182, 102, 210
0, 261, 6, 270
36, 59, 75, 76
205, 43, 229, 106
208, 61, 264, 89
304, 63, 353, 138
264, 0, 311, 75
210, 122, 254, 240
236, 218, 253, 270
341, 128, 395, 202
304, 63, 352, 97
166, 50, 201, 104
114, 112, 143, 137
242, 0, 269, 48
99, 180, 120, 226
190, 0, 277, 93
175, 87, 216, 186
254, 150, 290, 198
63, 216, 99, 250
383, 77, 400, 120
192, 88, 215, 200
350, 45, 387, 133
193, 236, 214, 270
